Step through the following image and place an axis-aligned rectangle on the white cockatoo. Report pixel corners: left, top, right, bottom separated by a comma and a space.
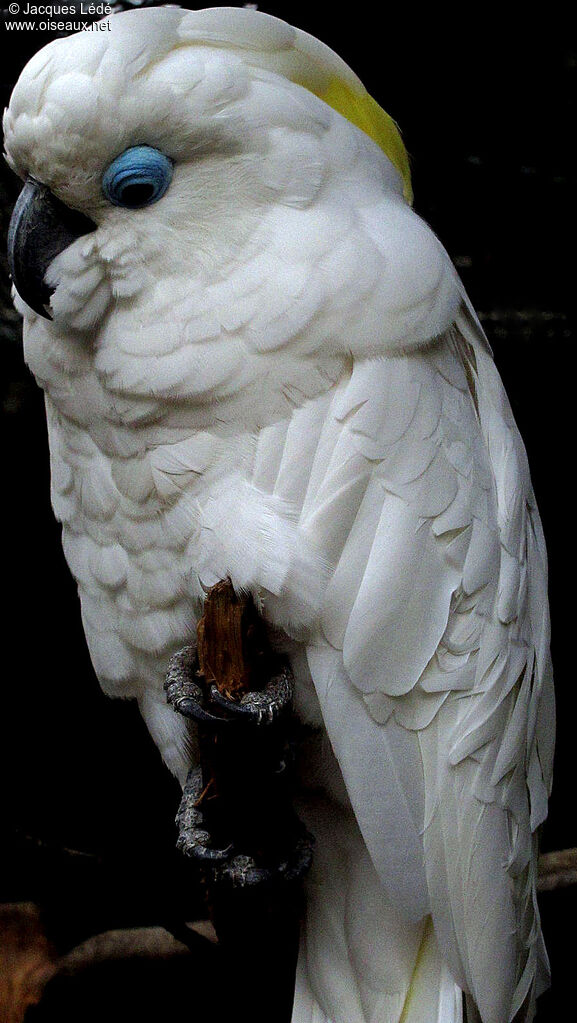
4, 8, 554, 1022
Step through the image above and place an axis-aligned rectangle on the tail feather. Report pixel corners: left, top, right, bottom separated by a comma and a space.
401, 918, 463, 1023
293, 797, 463, 1023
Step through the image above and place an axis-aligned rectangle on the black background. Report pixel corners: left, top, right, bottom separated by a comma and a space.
0, 4, 575, 1019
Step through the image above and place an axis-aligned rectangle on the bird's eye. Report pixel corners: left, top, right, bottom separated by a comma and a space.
102, 146, 173, 209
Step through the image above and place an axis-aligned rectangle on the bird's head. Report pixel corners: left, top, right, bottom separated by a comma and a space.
4, 7, 412, 330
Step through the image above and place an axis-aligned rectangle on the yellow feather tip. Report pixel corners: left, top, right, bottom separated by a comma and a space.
301, 76, 413, 206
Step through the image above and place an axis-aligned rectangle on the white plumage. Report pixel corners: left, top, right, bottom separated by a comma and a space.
4, 8, 554, 1022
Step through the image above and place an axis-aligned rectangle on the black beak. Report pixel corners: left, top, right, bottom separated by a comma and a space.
7, 178, 96, 319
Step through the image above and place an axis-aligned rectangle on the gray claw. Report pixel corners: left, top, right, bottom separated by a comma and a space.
165, 646, 230, 725
208, 663, 294, 725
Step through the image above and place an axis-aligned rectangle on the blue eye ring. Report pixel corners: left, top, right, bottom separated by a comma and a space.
102, 145, 173, 209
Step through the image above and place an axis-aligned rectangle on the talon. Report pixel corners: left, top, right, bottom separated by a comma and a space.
208, 662, 294, 725
177, 832, 234, 864
176, 696, 233, 726
165, 645, 233, 726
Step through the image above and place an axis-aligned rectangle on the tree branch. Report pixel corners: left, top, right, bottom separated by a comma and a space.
537, 847, 577, 892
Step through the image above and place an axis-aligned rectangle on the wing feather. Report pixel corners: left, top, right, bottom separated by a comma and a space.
248, 303, 552, 1020
306, 640, 429, 920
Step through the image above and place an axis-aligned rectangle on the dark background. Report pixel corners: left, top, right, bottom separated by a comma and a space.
0, 4, 575, 1019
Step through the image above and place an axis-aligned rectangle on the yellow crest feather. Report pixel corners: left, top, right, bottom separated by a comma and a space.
300, 76, 413, 206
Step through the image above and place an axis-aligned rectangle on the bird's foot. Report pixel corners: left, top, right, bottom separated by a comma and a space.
176, 764, 314, 888
164, 644, 294, 728
166, 638, 313, 891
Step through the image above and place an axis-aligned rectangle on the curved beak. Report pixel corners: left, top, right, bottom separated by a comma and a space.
7, 178, 96, 319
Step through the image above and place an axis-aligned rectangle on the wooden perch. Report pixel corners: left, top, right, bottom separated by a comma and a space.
0, 907, 218, 1022
537, 847, 577, 892
196, 578, 270, 699
0, 903, 58, 1023
58, 920, 217, 972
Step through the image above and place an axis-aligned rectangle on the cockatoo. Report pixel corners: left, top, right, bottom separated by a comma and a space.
4, 7, 554, 1022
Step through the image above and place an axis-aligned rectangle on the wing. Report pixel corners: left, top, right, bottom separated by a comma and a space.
246, 304, 553, 1022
